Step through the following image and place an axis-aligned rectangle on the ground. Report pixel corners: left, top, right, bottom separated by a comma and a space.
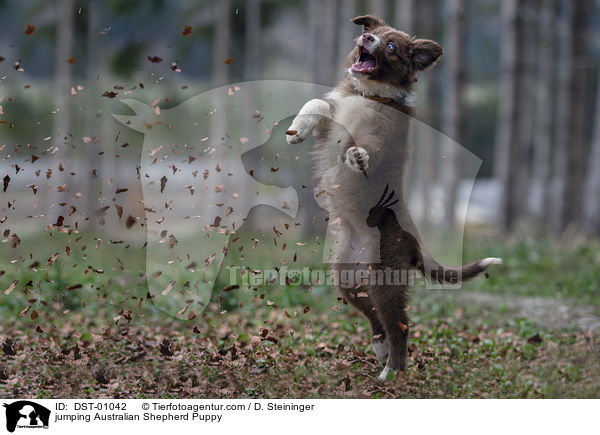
0, 231, 599, 399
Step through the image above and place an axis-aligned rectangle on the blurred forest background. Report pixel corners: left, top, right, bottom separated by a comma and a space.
1, 0, 600, 237
1, 0, 600, 399
1, 0, 600, 300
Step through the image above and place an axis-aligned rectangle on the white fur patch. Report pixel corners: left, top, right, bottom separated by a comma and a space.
479, 257, 503, 268
358, 34, 381, 51
372, 340, 389, 363
286, 99, 332, 144
378, 364, 397, 382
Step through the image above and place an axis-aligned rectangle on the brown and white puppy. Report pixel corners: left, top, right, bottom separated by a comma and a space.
287, 15, 501, 381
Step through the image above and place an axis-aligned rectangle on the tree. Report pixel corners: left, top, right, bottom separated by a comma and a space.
315, 0, 337, 85
368, 0, 388, 18
395, 0, 415, 34
81, 0, 102, 226
439, 0, 467, 227
412, 0, 438, 225
495, 0, 520, 230
213, 0, 232, 88
529, 0, 556, 225
307, 0, 320, 82
561, 0, 590, 230
513, 0, 537, 223
550, 0, 571, 231
337, 0, 358, 68
244, 0, 261, 81
583, 68, 600, 234
50, 0, 74, 223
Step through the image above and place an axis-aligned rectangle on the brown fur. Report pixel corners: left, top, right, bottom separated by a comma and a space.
287, 15, 501, 380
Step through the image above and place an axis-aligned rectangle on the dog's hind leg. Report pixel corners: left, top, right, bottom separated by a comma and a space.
371, 285, 410, 381
333, 263, 388, 362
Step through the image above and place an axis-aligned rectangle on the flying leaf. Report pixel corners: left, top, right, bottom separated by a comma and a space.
162, 280, 176, 295
126, 215, 137, 229
47, 253, 59, 267
5, 280, 18, 295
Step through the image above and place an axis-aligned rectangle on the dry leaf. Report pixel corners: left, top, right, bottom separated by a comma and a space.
5, 280, 18, 295
162, 280, 176, 295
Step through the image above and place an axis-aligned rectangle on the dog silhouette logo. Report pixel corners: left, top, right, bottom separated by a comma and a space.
3, 401, 50, 432
111, 81, 331, 316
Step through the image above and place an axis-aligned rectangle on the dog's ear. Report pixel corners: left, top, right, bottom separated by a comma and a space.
410, 39, 443, 71
351, 15, 385, 32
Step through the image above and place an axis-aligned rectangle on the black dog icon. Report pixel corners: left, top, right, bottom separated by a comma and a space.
3, 401, 50, 432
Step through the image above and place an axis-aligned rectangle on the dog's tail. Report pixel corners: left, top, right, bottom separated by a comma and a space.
420, 254, 502, 284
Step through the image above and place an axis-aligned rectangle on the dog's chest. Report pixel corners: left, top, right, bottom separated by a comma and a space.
328, 93, 381, 141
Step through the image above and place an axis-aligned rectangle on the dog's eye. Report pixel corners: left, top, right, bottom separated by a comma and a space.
387, 42, 395, 50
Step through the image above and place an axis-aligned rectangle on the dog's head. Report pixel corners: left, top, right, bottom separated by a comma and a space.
347, 15, 443, 95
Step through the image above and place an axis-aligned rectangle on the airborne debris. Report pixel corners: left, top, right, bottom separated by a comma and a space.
4, 280, 18, 295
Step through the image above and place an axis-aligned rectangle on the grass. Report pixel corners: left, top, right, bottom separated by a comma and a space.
0, 229, 599, 398
463, 230, 600, 304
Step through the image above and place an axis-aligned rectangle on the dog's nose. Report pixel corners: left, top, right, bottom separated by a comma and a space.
362, 33, 375, 43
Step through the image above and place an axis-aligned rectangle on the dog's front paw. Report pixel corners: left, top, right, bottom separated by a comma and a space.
344, 146, 369, 174
286, 117, 314, 144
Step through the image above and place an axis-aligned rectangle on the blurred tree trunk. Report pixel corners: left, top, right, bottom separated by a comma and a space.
439, 0, 467, 228
337, 0, 357, 67
212, 0, 232, 199
512, 0, 536, 223
244, 0, 261, 81
82, 0, 100, 227
561, 0, 590, 230
315, 0, 337, 85
213, 0, 231, 87
242, 0, 262, 214
414, 0, 437, 225
550, 0, 571, 231
51, 0, 74, 223
307, 0, 319, 81
368, 0, 387, 18
583, 68, 600, 234
494, 0, 520, 230
529, 0, 555, 224
395, 0, 414, 33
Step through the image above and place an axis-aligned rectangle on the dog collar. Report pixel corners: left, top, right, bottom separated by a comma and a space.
352, 91, 416, 115
362, 94, 394, 104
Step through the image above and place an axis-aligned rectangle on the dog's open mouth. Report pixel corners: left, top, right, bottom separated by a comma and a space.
351, 46, 377, 74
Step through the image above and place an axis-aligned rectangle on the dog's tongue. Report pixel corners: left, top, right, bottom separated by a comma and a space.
352, 58, 376, 73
